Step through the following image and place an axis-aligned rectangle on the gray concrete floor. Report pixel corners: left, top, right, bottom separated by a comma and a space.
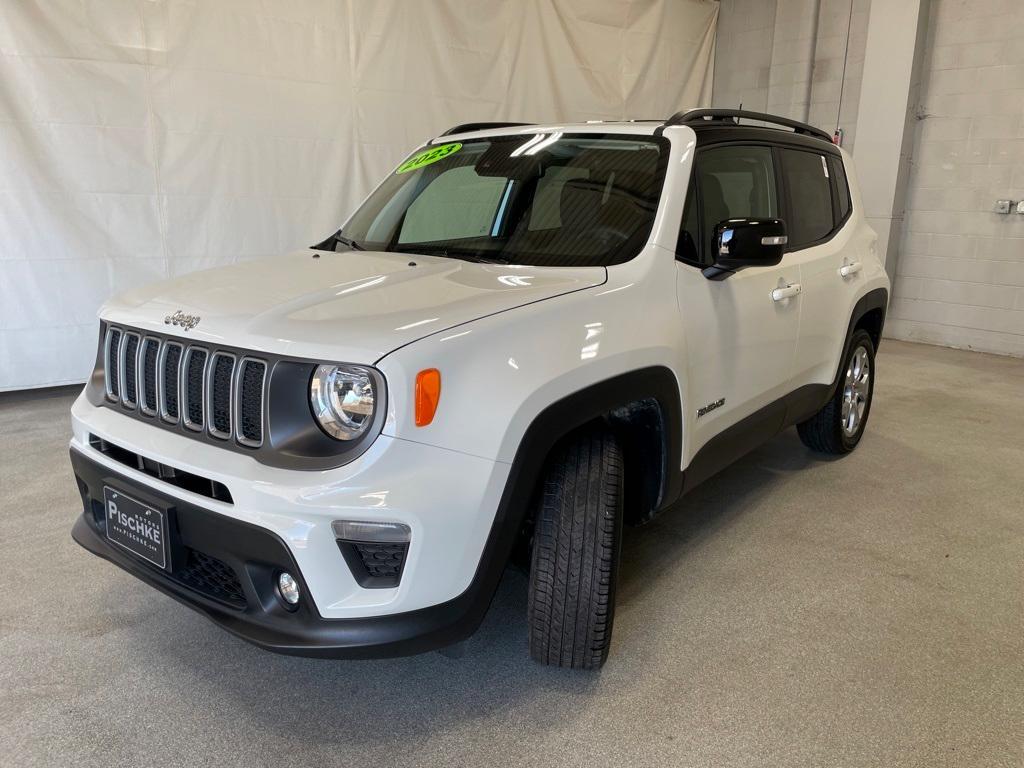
1, 340, 1022, 767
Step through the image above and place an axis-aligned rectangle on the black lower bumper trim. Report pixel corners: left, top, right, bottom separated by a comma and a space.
70, 448, 491, 658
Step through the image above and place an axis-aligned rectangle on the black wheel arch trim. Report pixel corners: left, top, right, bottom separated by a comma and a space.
833, 287, 888, 398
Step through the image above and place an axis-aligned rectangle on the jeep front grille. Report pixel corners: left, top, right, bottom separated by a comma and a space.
103, 325, 265, 449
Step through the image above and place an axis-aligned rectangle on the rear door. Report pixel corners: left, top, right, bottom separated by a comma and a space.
675, 144, 801, 460
779, 147, 861, 386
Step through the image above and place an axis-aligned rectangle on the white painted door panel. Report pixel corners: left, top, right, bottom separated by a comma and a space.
676, 261, 800, 460
788, 229, 864, 386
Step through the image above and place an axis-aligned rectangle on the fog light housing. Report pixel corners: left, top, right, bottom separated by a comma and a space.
333, 520, 411, 589
277, 571, 300, 607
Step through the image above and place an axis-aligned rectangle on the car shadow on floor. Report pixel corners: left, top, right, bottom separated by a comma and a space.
135, 428, 839, 748
617, 428, 835, 602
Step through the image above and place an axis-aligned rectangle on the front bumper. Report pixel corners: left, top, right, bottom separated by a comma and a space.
69, 393, 516, 657
71, 447, 507, 658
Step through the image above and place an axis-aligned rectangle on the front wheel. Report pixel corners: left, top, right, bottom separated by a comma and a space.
527, 427, 623, 670
797, 329, 876, 454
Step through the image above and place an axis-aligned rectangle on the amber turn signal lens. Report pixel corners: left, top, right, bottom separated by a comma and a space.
414, 368, 441, 427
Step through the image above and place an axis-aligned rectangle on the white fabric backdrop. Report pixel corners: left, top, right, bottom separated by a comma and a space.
0, 0, 717, 390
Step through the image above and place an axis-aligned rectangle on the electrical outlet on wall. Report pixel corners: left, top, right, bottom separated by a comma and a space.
994, 200, 1013, 214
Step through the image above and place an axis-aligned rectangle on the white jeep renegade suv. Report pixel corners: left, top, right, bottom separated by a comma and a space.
70, 109, 889, 669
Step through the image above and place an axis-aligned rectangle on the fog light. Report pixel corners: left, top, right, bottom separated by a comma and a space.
277, 572, 300, 606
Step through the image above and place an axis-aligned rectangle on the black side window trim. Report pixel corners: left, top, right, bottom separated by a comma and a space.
676, 173, 702, 268
829, 155, 853, 225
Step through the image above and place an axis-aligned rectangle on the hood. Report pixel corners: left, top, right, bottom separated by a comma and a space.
102, 249, 606, 362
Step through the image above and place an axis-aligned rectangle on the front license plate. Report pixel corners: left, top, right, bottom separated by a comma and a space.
103, 486, 168, 570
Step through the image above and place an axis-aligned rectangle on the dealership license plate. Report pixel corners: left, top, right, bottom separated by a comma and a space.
103, 487, 169, 570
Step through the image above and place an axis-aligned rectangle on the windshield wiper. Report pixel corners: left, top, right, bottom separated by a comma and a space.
313, 231, 365, 251
333, 233, 365, 251
395, 244, 509, 264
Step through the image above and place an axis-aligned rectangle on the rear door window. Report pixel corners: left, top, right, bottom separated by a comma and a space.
780, 148, 835, 248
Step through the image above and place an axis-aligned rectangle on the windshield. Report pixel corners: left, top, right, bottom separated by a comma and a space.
331, 133, 668, 267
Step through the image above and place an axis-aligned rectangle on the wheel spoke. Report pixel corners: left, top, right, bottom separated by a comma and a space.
841, 345, 871, 437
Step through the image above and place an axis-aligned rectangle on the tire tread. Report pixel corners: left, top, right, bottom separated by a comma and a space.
528, 428, 623, 669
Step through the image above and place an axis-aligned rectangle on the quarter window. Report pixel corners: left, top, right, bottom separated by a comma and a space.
780, 148, 834, 248
829, 155, 852, 221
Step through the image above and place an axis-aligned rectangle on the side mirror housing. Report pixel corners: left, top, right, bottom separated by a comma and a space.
703, 218, 787, 280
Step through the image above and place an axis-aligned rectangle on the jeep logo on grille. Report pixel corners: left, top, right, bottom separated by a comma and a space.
165, 309, 200, 331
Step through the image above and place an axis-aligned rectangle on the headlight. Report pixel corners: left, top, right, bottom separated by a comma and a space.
310, 364, 376, 441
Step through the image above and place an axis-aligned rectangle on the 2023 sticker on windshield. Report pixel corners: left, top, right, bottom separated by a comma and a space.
396, 143, 462, 174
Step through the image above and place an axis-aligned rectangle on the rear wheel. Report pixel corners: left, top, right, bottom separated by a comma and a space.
527, 427, 623, 670
797, 329, 875, 454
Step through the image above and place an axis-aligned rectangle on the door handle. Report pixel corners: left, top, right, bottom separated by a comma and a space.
771, 283, 802, 301
840, 261, 862, 278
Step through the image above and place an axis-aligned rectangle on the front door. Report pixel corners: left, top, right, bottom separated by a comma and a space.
675, 144, 801, 462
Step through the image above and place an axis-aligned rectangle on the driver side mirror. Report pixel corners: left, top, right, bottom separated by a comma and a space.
703, 218, 787, 280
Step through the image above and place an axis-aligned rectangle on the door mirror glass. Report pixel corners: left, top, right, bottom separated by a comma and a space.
703, 218, 787, 280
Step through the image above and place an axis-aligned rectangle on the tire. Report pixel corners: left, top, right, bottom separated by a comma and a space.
797, 329, 876, 454
528, 427, 624, 670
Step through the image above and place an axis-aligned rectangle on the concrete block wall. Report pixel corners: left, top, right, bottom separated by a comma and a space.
886, 0, 1024, 357
714, 0, 1024, 358
804, 0, 869, 149
711, 0, 776, 113
713, 0, 869, 149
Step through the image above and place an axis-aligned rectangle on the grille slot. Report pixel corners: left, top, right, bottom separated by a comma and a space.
120, 333, 140, 407
159, 342, 183, 423
207, 353, 235, 439
88, 434, 233, 504
102, 325, 266, 451
139, 337, 160, 415
182, 347, 208, 431
104, 327, 122, 401
236, 358, 266, 447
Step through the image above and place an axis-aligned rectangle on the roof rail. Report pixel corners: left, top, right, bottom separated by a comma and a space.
660, 109, 832, 142
440, 121, 533, 136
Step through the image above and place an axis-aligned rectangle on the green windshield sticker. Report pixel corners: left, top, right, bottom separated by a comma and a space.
395, 143, 462, 174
